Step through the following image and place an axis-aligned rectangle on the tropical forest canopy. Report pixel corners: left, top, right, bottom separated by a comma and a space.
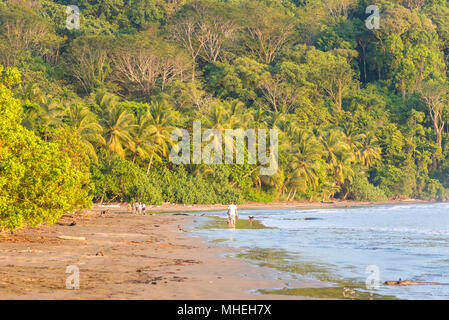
2, 0, 449, 230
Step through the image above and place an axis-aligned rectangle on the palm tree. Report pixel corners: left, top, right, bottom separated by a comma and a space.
132, 113, 151, 163
360, 133, 382, 168
319, 129, 350, 166
15, 83, 44, 105
319, 181, 339, 201
317, 128, 356, 198
62, 103, 105, 161
18, 83, 45, 131
95, 89, 119, 110
187, 163, 216, 178
21, 103, 41, 131
202, 100, 244, 131
200, 100, 244, 163
100, 104, 136, 159
341, 122, 364, 161
31, 96, 63, 141
248, 107, 268, 129
18, 84, 62, 139
131, 112, 163, 168
224, 99, 250, 128
260, 166, 284, 189
285, 130, 323, 201
144, 101, 174, 173
39, 96, 63, 129
333, 149, 354, 189
265, 110, 284, 130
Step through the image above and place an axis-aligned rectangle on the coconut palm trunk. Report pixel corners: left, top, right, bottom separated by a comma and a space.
146, 153, 154, 175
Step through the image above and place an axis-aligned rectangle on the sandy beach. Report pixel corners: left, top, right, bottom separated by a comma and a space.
0, 203, 329, 300
0, 199, 433, 300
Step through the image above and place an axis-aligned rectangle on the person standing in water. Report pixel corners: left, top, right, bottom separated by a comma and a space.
227, 201, 238, 228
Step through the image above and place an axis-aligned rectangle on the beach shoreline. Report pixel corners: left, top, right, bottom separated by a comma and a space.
115, 198, 429, 214
0, 199, 441, 300
0, 205, 324, 299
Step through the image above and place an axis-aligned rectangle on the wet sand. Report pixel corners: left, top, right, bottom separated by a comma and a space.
0, 205, 323, 299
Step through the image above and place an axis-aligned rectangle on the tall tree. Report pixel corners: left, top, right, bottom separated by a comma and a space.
305, 49, 356, 111
65, 36, 112, 93
241, 2, 295, 64
420, 80, 448, 152
111, 35, 190, 96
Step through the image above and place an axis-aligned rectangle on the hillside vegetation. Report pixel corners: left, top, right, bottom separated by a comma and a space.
2, 0, 449, 230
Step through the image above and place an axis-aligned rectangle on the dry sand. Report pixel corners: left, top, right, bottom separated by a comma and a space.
0, 204, 326, 300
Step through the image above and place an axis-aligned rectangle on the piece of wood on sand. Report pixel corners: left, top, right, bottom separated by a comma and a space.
57, 235, 86, 241
384, 280, 442, 286
122, 240, 173, 246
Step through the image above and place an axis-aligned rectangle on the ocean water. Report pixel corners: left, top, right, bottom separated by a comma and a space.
190, 203, 449, 300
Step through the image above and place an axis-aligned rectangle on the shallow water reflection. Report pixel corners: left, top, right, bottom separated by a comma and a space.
191, 203, 449, 300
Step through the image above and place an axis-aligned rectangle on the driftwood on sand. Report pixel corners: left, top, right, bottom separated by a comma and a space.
56, 221, 76, 226
384, 280, 442, 286
57, 235, 86, 241
122, 240, 173, 246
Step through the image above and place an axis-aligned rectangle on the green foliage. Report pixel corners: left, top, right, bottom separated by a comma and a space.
348, 171, 387, 202
418, 178, 447, 201
243, 189, 274, 203
91, 155, 163, 204
2, 0, 449, 209
154, 166, 243, 204
49, 126, 93, 209
0, 76, 91, 231
373, 164, 414, 198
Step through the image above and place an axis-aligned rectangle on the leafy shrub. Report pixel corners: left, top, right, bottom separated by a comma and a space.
373, 165, 414, 198
152, 166, 243, 204
243, 189, 273, 202
91, 156, 163, 204
0, 78, 91, 231
348, 173, 387, 202
417, 178, 448, 201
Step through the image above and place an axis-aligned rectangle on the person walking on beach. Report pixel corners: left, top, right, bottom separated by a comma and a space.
227, 201, 238, 228
142, 203, 146, 215
137, 202, 142, 214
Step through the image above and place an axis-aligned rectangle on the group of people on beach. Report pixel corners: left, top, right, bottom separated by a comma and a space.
131, 202, 147, 214
130, 200, 242, 228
